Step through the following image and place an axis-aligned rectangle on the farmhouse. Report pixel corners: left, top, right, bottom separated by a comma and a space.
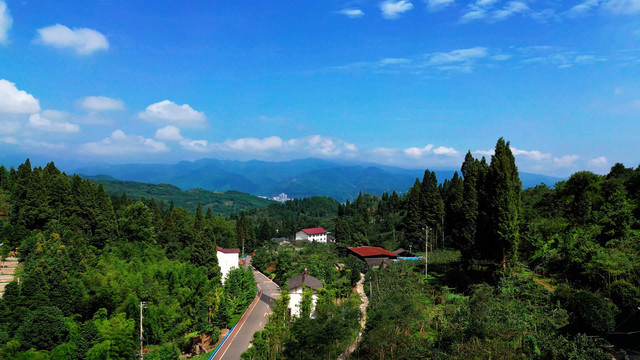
348, 246, 398, 270
287, 269, 323, 317
295, 227, 329, 243
216, 246, 240, 283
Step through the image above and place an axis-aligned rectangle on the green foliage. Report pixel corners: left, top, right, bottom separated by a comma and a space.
18, 306, 70, 351
146, 343, 180, 360
88, 177, 274, 216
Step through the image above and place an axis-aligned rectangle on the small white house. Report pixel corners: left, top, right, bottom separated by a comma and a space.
287, 270, 323, 317
216, 246, 240, 283
295, 228, 328, 243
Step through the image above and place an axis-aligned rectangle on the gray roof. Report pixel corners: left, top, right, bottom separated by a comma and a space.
287, 274, 323, 290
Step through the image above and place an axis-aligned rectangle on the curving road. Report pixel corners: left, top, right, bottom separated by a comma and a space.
213, 266, 280, 360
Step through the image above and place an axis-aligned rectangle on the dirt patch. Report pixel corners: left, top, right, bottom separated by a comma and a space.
533, 277, 555, 292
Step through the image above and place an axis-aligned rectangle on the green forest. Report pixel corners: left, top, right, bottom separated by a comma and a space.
0, 161, 256, 360
85, 176, 274, 216
1, 136, 639, 359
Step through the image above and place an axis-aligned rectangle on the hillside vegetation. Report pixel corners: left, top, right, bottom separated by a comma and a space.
85, 176, 274, 215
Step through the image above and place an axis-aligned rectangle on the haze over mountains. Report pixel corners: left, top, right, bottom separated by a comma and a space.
75, 158, 564, 202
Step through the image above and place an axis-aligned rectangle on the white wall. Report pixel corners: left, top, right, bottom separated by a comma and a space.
295, 231, 327, 243
217, 251, 239, 284
288, 286, 318, 317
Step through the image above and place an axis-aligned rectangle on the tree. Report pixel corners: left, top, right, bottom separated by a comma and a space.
457, 152, 480, 264
444, 171, 464, 248
334, 218, 352, 244
191, 232, 220, 279
119, 201, 155, 243
420, 170, 444, 246
403, 178, 423, 249
18, 306, 70, 351
483, 138, 522, 265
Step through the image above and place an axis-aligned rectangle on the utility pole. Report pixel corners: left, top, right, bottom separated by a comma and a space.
139, 301, 146, 360
441, 215, 445, 249
424, 227, 430, 279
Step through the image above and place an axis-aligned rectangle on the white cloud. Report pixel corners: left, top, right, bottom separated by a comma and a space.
604, 0, 640, 14
553, 155, 580, 167
568, 0, 601, 17
155, 125, 184, 141
428, 47, 489, 65
27, 113, 80, 133
433, 146, 459, 155
493, 1, 529, 20
81, 130, 169, 155
461, 0, 529, 22
474, 149, 495, 156
0, 79, 40, 114
403, 144, 458, 157
337, 9, 365, 18
511, 147, 552, 161
139, 100, 206, 126
0, 121, 20, 135
380, 58, 411, 65
589, 156, 608, 167
404, 144, 434, 158
380, 0, 414, 19
223, 136, 284, 152
0, 136, 18, 145
180, 139, 210, 153
0, 0, 12, 45
427, 0, 455, 12
23, 139, 66, 151
35, 24, 108, 55
80, 96, 125, 112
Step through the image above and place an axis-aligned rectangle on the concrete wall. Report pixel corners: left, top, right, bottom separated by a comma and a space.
288, 286, 318, 317
217, 251, 239, 284
295, 231, 327, 243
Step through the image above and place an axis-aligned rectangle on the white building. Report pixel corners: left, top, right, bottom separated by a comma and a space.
216, 246, 240, 283
287, 270, 323, 317
295, 228, 328, 243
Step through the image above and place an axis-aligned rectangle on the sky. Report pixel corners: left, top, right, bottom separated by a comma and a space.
0, 0, 639, 176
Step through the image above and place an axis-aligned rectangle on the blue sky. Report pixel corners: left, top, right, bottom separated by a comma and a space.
0, 0, 639, 176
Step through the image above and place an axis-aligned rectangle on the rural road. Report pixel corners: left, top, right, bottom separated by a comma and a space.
214, 265, 280, 360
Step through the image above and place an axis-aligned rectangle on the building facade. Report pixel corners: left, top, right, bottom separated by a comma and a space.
288, 269, 323, 317
216, 246, 240, 283
295, 227, 328, 243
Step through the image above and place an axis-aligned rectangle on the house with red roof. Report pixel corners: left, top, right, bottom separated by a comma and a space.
295, 227, 329, 243
348, 246, 399, 270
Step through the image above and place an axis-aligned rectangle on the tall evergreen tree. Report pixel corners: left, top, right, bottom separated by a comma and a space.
420, 170, 444, 247
444, 171, 464, 247
483, 138, 522, 266
403, 178, 423, 249
457, 152, 480, 264
194, 203, 204, 233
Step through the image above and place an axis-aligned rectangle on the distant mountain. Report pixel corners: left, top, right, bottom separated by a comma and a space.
76, 158, 565, 202
84, 177, 274, 215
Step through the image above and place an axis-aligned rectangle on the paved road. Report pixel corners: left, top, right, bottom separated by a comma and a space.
214, 267, 280, 360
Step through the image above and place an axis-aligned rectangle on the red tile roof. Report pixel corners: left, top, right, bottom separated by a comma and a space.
348, 246, 398, 258
217, 246, 240, 254
300, 227, 328, 235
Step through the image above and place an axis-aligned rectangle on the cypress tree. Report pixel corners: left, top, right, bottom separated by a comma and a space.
420, 170, 444, 247
403, 178, 423, 249
335, 218, 352, 244
194, 203, 204, 233
484, 138, 522, 266
444, 171, 464, 248
458, 152, 480, 264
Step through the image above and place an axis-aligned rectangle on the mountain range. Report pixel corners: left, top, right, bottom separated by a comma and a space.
75, 158, 565, 202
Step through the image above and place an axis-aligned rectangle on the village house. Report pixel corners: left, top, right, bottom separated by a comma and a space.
216, 246, 240, 283
348, 246, 399, 270
287, 269, 323, 317
295, 227, 329, 243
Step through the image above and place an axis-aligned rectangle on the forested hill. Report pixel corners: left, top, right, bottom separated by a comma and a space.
74, 158, 564, 202
84, 176, 273, 215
